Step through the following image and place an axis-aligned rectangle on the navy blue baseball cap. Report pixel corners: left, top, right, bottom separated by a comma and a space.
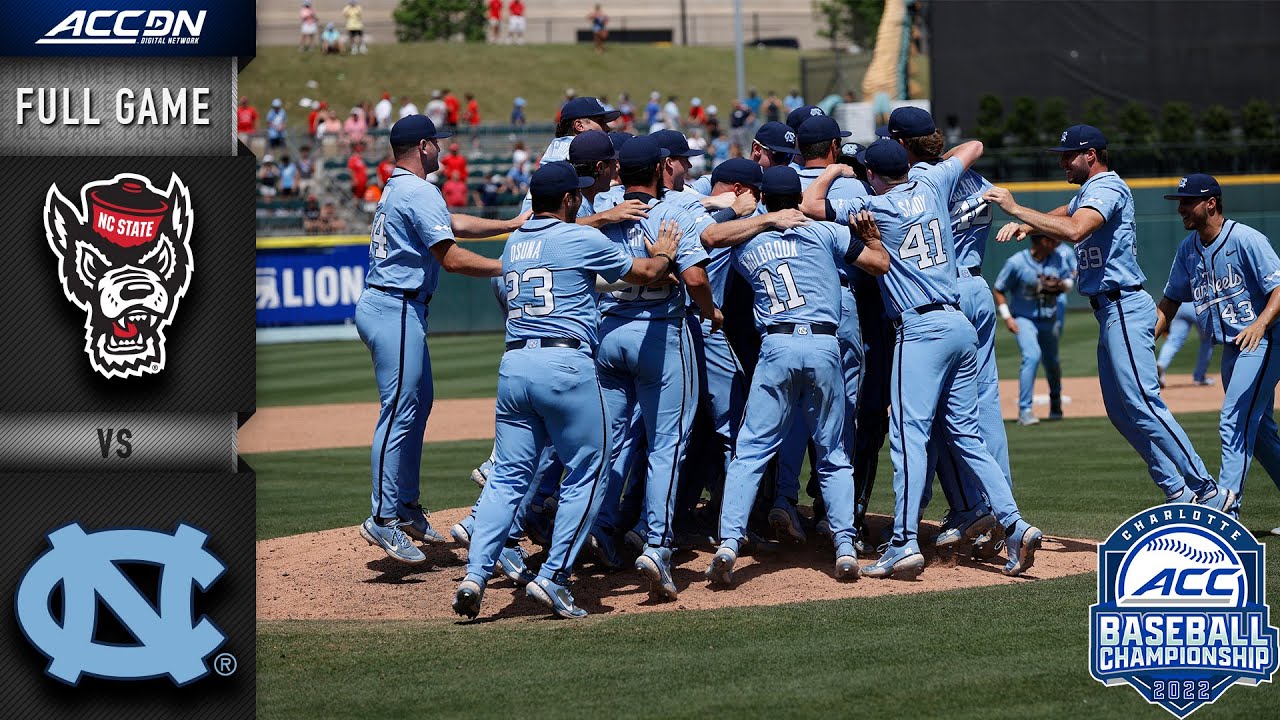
1048, 124, 1107, 152
786, 105, 825, 130
888, 106, 935, 139
761, 166, 802, 195
862, 139, 909, 178
710, 158, 764, 189
608, 131, 634, 154
754, 122, 801, 155
389, 114, 450, 145
568, 130, 617, 164
651, 129, 705, 158
529, 161, 594, 197
617, 136, 670, 170
874, 124, 891, 141
839, 141, 867, 164
561, 96, 621, 123
797, 115, 852, 145
1163, 173, 1222, 199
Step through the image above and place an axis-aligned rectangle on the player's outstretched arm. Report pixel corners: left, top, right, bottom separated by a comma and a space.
845, 210, 889, 276
682, 265, 723, 332
451, 210, 532, 238
942, 140, 984, 172
580, 199, 650, 228
701, 209, 808, 249
984, 187, 1102, 244
430, 240, 503, 277
1234, 286, 1280, 352
992, 288, 1019, 334
799, 165, 854, 219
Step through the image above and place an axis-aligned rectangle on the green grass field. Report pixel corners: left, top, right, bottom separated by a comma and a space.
240, 43, 819, 130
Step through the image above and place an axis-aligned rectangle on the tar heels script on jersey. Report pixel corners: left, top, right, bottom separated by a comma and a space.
1090, 506, 1278, 717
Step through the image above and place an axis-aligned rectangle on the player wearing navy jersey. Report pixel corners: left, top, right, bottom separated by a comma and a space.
1156, 174, 1280, 516
357, 115, 524, 564
986, 126, 1233, 512
706, 166, 873, 586
452, 162, 681, 620
817, 140, 1044, 579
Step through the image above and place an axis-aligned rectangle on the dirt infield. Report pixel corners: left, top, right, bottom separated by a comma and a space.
257, 506, 1097, 622
241, 373, 1225, 454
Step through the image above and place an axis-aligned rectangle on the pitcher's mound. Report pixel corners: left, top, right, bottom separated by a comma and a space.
258, 507, 1097, 622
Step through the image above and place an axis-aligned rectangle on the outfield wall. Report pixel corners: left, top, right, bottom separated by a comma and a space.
256, 175, 1280, 336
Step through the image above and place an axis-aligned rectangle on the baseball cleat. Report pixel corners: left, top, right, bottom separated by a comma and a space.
1003, 522, 1043, 577
452, 579, 484, 619
1270, 526, 1280, 537
934, 508, 997, 548
1196, 487, 1236, 513
768, 503, 807, 544
851, 535, 867, 557
525, 505, 554, 547
399, 502, 448, 544
1193, 377, 1216, 386
469, 457, 493, 488
1017, 410, 1040, 426
526, 576, 587, 619
497, 545, 537, 585
705, 543, 737, 586
861, 541, 925, 579
360, 517, 427, 564
588, 530, 624, 570
636, 546, 678, 601
450, 518, 473, 545
972, 523, 1007, 561
816, 518, 833, 543
623, 528, 645, 556
835, 541, 860, 581
1165, 485, 1197, 504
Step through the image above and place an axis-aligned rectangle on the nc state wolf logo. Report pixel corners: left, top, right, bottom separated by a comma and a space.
44, 173, 194, 379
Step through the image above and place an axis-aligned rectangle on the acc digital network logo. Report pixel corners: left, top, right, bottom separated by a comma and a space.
1090, 505, 1278, 717
14, 523, 228, 686
37, 9, 206, 46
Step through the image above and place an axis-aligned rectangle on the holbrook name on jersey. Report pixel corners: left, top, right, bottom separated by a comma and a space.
737, 239, 799, 275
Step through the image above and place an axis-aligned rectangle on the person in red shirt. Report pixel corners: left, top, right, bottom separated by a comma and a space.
687, 97, 707, 126
464, 93, 481, 128
376, 150, 396, 187
442, 89, 461, 130
307, 101, 327, 138
442, 171, 469, 208
236, 97, 258, 143
440, 143, 467, 182
507, 0, 526, 44
487, 0, 503, 43
347, 143, 369, 199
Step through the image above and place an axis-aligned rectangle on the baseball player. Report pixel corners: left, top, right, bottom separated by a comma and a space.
1156, 173, 1280, 515
453, 161, 682, 620
596, 137, 722, 601
992, 234, 1076, 425
1055, 241, 1077, 337
809, 140, 1044, 578
520, 97, 620, 213
357, 115, 523, 564
706, 165, 866, 586
1157, 303, 1216, 388
985, 125, 1234, 512
688, 122, 802, 195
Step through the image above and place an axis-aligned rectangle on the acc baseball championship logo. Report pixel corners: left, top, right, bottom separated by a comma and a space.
44, 173, 194, 379
1090, 506, 1278, 717
14, 523, 227, 685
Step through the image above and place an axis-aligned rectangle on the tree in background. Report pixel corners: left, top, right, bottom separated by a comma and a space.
394, 0, 485, 42
814, 0, 886, 51
1081, 96, 1111, 137
1240, 99, 1276, 141
974, 94, 1004, 149
1040, 97, 1069, 141
1199, 105, 1234, 143
1005, 96, 1040, 147
1117, 101, 1155, 145
1159, 102, 1195, 144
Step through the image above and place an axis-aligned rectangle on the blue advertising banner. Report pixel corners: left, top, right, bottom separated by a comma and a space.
0, 0, 255, 57
256, 245, 369, 327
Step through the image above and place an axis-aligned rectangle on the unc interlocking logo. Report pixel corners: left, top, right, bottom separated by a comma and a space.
1061, 130, 1070, 144
44, 173, 195, 379
15, 523, 227, 686
1090, 506, 1278, 717
1179, 177, 1189, 189
785, 131, 797, 145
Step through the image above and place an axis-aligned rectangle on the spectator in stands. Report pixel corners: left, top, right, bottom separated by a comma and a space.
374, 92, 393, 129
399, 95, 419, 120
729, 100, 752, 150
343, 107, 368, 149
303, 195, 323, 234
321, 22, 343, 53
441, 142, 468, 182
266, 99, 287, 149
710, 130, 730, 168
464, 93, 481, 130
745, 87, 762, 118
687, 97, 707, 127
588, 4, 609, 53
705, 104, 720, 136
663, 95, 681, 130
347, 143, 369, 199
511, 140, 529, 170
687, 129, 708, 176
360, 100, 376, 129
318, 201, 346, 233
297, 145, 315, 195
317, 108, 343, 153
299, 1, 318, 52
279, 155, 297, 197
617, 93, 635, 130
842, 88, 859, 103
443, 89, 461, 130
343, 1, 366, 54
487, 0, 503, 43
442, 171, 469, 209
426, 90, 447, 128
307, 100, 327, 139
476, 174, 503, 206
645, 91, 661, 128
362, 181, 382, 211
236, 96, 257, 145
506, 160, 530, 194
376, 150, 396, 187
783, 88, 804, 112
763, 90, 783, 123
258, 155, 281, 198
507, 0, 526, 44
510, 97, 526, 126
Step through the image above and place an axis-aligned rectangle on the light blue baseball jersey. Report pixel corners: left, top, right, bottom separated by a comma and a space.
799, 167, 869, 282
365, 169, 453, 293
994, 248, 1077, 321
1164, 219, 1280, 344
1068, 171, 1145, 295
829, 159, 965, 318
502, 217, 634, 347
732, 222, 850, 328
910, 161, 994, 270
520, 136, 576, 213
688, 175, 713, 196
587, 185, 624, 213
598, 193, 709, 320
1055, 241, 1078, 269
